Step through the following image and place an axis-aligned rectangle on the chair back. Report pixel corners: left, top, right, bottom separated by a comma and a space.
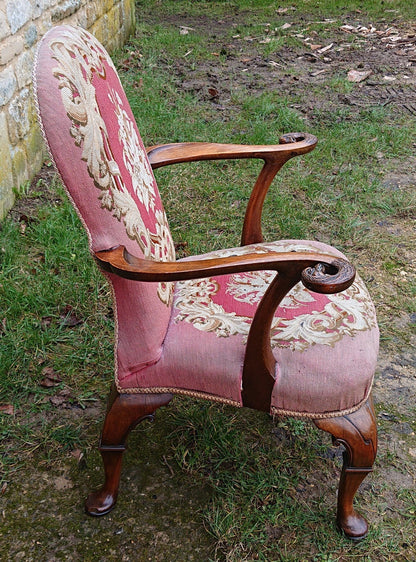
34, 25, 175, 376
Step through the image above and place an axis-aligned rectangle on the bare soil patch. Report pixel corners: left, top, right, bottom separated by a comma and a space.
156, 12, 416, 118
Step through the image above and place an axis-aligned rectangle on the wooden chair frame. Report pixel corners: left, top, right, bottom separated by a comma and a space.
85, 134, 377, 541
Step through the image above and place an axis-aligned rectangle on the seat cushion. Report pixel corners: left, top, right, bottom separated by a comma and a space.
117, 240, 378, 417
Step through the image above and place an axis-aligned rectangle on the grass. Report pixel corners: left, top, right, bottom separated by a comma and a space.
1, 0, 416, 559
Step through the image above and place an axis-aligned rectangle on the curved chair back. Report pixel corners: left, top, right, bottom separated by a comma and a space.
34, 25, 175, 374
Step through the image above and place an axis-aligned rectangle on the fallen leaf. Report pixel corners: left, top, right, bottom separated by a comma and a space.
310, 69, 326, 77
1, 482, 7, 495
0, 404, 14, 415
71, 448, 87, 469
340, 25, 355, 33
281, 23, 292, 30
208, 87, 219, 98
347, 69, 372, 82
318, 43, 334, 53
39, 367, 62, 388
60, 305, 83, 328
179, 26, 194, 35
310, 44, 322, 50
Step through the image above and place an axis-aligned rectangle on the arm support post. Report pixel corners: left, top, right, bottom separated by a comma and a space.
147, 133, 318, 246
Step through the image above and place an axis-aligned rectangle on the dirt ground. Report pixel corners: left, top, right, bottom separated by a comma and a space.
1, 8, 416, 561
162, 12, 416, 117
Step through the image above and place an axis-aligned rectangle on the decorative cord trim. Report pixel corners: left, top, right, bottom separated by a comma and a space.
270, 382, 373, 420
115, 380, 242, 408
116, 378, 374, 419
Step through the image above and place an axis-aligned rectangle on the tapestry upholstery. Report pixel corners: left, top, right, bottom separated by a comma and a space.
34, 25, 379, 418
34, 25, 175, 373
119, 240, 378, 417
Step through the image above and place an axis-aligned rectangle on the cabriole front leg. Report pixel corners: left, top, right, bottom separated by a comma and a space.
85, 386, 172, 516
314, 398, 377, 540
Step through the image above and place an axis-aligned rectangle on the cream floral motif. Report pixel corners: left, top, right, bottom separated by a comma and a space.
49, 27, 175, 305
174, 244, 377, 351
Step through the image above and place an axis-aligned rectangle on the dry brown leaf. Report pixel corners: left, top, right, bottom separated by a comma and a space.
179, 26, 194, 35
71, 449, 84, 462
347, 69, 372, 82
318, 43, 334, 53
0, 404, 14, 415
60, 305, 83, 328
39, 367, 62, 388
208, 87, 219, 98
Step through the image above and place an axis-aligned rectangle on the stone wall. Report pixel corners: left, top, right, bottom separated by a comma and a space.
0, 0, 135, 219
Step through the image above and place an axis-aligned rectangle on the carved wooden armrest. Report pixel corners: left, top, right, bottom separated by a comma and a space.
146, 133, 316, 168
94, 245, 353, 289
95, 245, 355, 411
146, 132, 318, 246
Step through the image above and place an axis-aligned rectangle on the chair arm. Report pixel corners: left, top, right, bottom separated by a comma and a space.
146, 133, 317, 246
94, 245, 355, 293
95, 245, 356, 412
146, 132, 317, 169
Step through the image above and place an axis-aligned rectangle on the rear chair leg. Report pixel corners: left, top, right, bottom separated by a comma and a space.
314, 398, 377, 540
85, 385, 172, 516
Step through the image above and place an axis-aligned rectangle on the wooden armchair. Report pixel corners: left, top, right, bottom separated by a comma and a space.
34, 25, 378, 540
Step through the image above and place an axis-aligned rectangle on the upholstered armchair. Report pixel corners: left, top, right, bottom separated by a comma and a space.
34, 25, 378, 540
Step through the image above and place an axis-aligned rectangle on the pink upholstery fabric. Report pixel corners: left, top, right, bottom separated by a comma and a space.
34, 26, 175, 373
119, 240, 378, 417
34, 26, 378, 417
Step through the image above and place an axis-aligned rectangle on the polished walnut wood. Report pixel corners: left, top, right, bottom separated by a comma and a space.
94, 245, 354, 287
85, 386, 172, 516
95, 246, 355, 413
87, 134, 376, 539
147, 133, 317, 245
314, 399, 377, 540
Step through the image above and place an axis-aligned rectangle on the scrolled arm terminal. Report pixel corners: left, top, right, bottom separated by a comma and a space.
301, 258, 356, 294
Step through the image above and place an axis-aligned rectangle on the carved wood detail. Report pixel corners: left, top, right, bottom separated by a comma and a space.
314, 398, 377, 540
85, 385, 172, 516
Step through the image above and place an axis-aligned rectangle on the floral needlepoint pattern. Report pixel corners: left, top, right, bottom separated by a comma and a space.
49, 27, 175, 305
174, 243, 377, 351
